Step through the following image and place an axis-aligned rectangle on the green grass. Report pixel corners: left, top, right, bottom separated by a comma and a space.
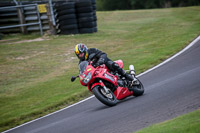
0, 6, 200, 132
136, 109, 200, 133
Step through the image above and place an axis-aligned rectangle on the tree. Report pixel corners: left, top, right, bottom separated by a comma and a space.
96, 0, 200, 11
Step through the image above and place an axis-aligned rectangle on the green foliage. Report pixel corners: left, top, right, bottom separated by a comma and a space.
97, 0, 200, 10
97, 0, 131, 10
136, 109, 200, 133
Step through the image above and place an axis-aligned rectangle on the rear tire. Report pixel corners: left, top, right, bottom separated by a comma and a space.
130, 78, 144, 97
92, 86, 117, 107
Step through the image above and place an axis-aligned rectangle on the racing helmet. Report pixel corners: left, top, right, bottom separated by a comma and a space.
74, 43, 88, 60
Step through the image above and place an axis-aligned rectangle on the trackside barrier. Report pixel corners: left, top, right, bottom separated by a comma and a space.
0, 4, 43, 35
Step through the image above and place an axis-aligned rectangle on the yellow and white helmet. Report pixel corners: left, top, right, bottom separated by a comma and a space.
74, 43, 88, 60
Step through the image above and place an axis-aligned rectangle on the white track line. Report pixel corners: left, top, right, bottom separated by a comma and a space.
137, 35, 200, 77
2, 35, 200, 133
2, 96, 95, 133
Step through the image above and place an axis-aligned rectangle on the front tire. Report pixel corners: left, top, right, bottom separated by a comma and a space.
92, 86, 117, 107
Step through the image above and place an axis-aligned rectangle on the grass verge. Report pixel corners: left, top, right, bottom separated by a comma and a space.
0, 6, 200, 132
136, 109, 200, 133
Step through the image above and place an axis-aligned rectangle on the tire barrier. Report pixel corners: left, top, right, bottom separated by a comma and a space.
0, 0, 97, 35
55, 2, 78, 35
0, 2, 51, 35
55, 0, 97, 35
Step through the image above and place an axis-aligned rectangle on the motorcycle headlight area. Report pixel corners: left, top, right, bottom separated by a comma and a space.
82, 72, 92, 84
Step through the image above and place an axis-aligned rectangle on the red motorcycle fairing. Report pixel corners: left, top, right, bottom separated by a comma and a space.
89, 82, 103, 91
90, 83, 133, 100
90, 84, 133, 100
114, 86, 133, 100
79, 65, 95, 86
76, 60, 144, 106
88, 70, 118, 91
79, 60, 134, 101
93, 65, 118, 83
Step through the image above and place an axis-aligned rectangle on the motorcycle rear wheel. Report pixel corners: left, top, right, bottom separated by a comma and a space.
131, 78, 144, 97
92, 86, 117, 107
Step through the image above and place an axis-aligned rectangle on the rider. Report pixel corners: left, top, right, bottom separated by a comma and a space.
74, 43, 134, 82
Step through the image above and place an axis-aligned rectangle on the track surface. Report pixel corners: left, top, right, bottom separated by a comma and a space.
5, 37, 200, 133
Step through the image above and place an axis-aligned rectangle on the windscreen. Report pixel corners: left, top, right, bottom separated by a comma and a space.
79, 61, 88, 74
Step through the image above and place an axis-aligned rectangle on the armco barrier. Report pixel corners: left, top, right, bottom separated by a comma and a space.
0, 4, 44, 35
0, 0, 97, 35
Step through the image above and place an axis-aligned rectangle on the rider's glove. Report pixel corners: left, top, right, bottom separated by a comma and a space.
97, 58, 105, 65
92, 63, 97, 68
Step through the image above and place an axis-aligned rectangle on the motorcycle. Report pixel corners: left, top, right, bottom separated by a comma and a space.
71, 59, 144, 107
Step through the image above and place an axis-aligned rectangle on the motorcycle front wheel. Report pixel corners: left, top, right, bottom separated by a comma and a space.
92, 85, 117, 107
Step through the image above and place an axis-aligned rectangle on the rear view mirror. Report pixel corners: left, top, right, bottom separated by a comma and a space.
71, 76, 77, 82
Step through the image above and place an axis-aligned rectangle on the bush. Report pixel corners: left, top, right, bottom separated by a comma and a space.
96, 0, 200, 11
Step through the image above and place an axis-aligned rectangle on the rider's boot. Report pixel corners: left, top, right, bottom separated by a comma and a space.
124, 73, 134, 81
113, 63, 137, 91
113, 63, 134, 81
120, 70, 136, 91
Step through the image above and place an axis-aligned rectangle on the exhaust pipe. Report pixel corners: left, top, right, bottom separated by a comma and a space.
129, 65, 135, 75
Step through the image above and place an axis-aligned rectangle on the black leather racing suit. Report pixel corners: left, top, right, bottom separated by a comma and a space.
79, 48, 133, 81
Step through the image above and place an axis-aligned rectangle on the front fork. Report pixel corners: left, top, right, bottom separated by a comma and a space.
99, 80, 110, 94
90, 79, 110, 94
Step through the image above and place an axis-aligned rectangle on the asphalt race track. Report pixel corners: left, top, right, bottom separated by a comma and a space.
4, 36, 200, 133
